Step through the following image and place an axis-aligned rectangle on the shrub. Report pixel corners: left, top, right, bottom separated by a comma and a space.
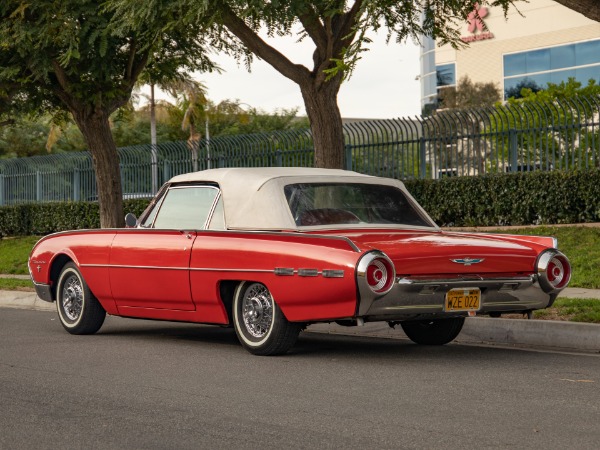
404, 169, 600, 226
1, 170, 599, 235
0, 199, 150, 236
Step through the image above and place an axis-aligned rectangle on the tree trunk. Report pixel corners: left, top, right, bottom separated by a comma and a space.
300, 80, 345, 169
75, 112, 124, 228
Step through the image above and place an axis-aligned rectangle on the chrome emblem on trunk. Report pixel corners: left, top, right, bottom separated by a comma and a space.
451, 258, 484, 266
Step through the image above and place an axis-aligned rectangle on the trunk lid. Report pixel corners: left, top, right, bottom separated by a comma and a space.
336, 230, 545, 275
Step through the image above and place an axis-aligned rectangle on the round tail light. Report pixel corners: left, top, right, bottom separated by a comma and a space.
536, 250, 571, 293
358, 251, 396, 295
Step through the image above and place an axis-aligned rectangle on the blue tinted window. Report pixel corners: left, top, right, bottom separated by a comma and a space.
576, 40, 600, 66
436, 63, 455, 87
504, 75, 548, 98
550, 44, 575, 70
527, 49, 550, 73
504, 53, 526, 76
503, 39, 600, 99
576, 65, 600, 84
550, 69, 576, 84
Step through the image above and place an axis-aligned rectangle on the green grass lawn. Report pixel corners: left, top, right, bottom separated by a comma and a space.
0, 236, 39, 275
0, 277, 33, 291
534, 298, 600, 323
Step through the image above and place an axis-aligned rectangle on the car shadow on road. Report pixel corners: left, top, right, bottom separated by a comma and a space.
92, 315, 556, 361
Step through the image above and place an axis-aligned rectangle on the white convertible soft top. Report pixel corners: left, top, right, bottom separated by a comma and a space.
168, 167, 435, 230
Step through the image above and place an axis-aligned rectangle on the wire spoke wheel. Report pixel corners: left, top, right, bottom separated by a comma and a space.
241, 284, 274, 338
56, 262, 106, 335
61, 275, 84, 322
233, 282, 301, 356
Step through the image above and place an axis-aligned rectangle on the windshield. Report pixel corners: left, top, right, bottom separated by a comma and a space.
284, 183, 434, 228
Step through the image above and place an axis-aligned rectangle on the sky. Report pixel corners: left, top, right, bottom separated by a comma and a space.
147, 29, 423, 120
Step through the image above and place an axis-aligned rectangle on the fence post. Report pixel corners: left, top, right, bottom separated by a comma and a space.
73, 168, 80, 201
345, 145, 352, 171
0, 174, 4, 206
36, 171, 42, 202
509, 128, 518, 172
276, 149, 282, 167
151, 143, 158, 194
163, 161, 171, 181
419, 137, 427, 179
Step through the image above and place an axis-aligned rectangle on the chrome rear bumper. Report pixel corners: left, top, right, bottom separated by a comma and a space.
358, 275, 555, 321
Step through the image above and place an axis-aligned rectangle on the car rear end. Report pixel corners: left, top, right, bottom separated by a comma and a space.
348, 230, 571, 321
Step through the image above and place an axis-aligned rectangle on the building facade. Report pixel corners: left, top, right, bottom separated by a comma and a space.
420, 0, 600, 111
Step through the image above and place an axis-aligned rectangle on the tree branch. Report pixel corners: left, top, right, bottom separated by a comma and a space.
333, 0, 366, 53
297, 6, 327, 59
219, 2, 311, 85
49, 60, 79, 114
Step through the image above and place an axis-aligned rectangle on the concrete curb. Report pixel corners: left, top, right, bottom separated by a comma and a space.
307, 319, 600, 354
0, 290, 54, 312
2, 290, 599, 353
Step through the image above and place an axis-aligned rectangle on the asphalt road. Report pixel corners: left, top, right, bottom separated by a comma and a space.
1, 309, 599, 450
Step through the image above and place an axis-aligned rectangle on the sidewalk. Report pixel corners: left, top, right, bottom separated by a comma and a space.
1, 285, 598, 353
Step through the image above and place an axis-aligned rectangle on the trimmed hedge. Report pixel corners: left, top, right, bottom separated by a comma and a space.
0, 199, 151, 237
404, 169, 600, 227
1, 170, 599, 236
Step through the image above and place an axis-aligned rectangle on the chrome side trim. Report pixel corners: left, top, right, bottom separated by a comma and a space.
81, 264, 273, 273
82, 264, 190, 271
323, 269, 345, 278
190, 268, 274, 273
81, 263, 345, 278
298, 268, 319, 277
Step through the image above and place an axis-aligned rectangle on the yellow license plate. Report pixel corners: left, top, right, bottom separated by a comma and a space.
445, 288, 481, 311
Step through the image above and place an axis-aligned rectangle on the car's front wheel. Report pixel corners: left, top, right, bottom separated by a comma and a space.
56, 262, 106, 335
232, 282, 301, 356
400, 317, 465, 345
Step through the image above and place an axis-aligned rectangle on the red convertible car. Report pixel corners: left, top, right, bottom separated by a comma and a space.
29, 168, 571, 355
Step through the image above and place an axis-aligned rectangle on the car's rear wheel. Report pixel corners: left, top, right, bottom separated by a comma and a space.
56, 262, 106, 335
233, 282, 301, 356
400, 317, 465, 345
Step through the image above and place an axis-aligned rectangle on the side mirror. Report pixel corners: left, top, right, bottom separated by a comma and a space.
124, 213, 138, 228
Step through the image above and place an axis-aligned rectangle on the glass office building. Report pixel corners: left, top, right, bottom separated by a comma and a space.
420, 0, 600, 111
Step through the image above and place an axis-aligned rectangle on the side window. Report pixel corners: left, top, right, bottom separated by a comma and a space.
153, 186, 219, 229
208, 196, 225, 230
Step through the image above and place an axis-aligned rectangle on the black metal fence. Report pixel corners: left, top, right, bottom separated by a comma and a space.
1, 95, 599, 205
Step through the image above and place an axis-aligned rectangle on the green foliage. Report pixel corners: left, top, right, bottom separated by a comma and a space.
0, 104, 309, 156
490, 79, 600, 170
0, 199, 151, 237
404, 170, 600, 227
438, 76, 502, 110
